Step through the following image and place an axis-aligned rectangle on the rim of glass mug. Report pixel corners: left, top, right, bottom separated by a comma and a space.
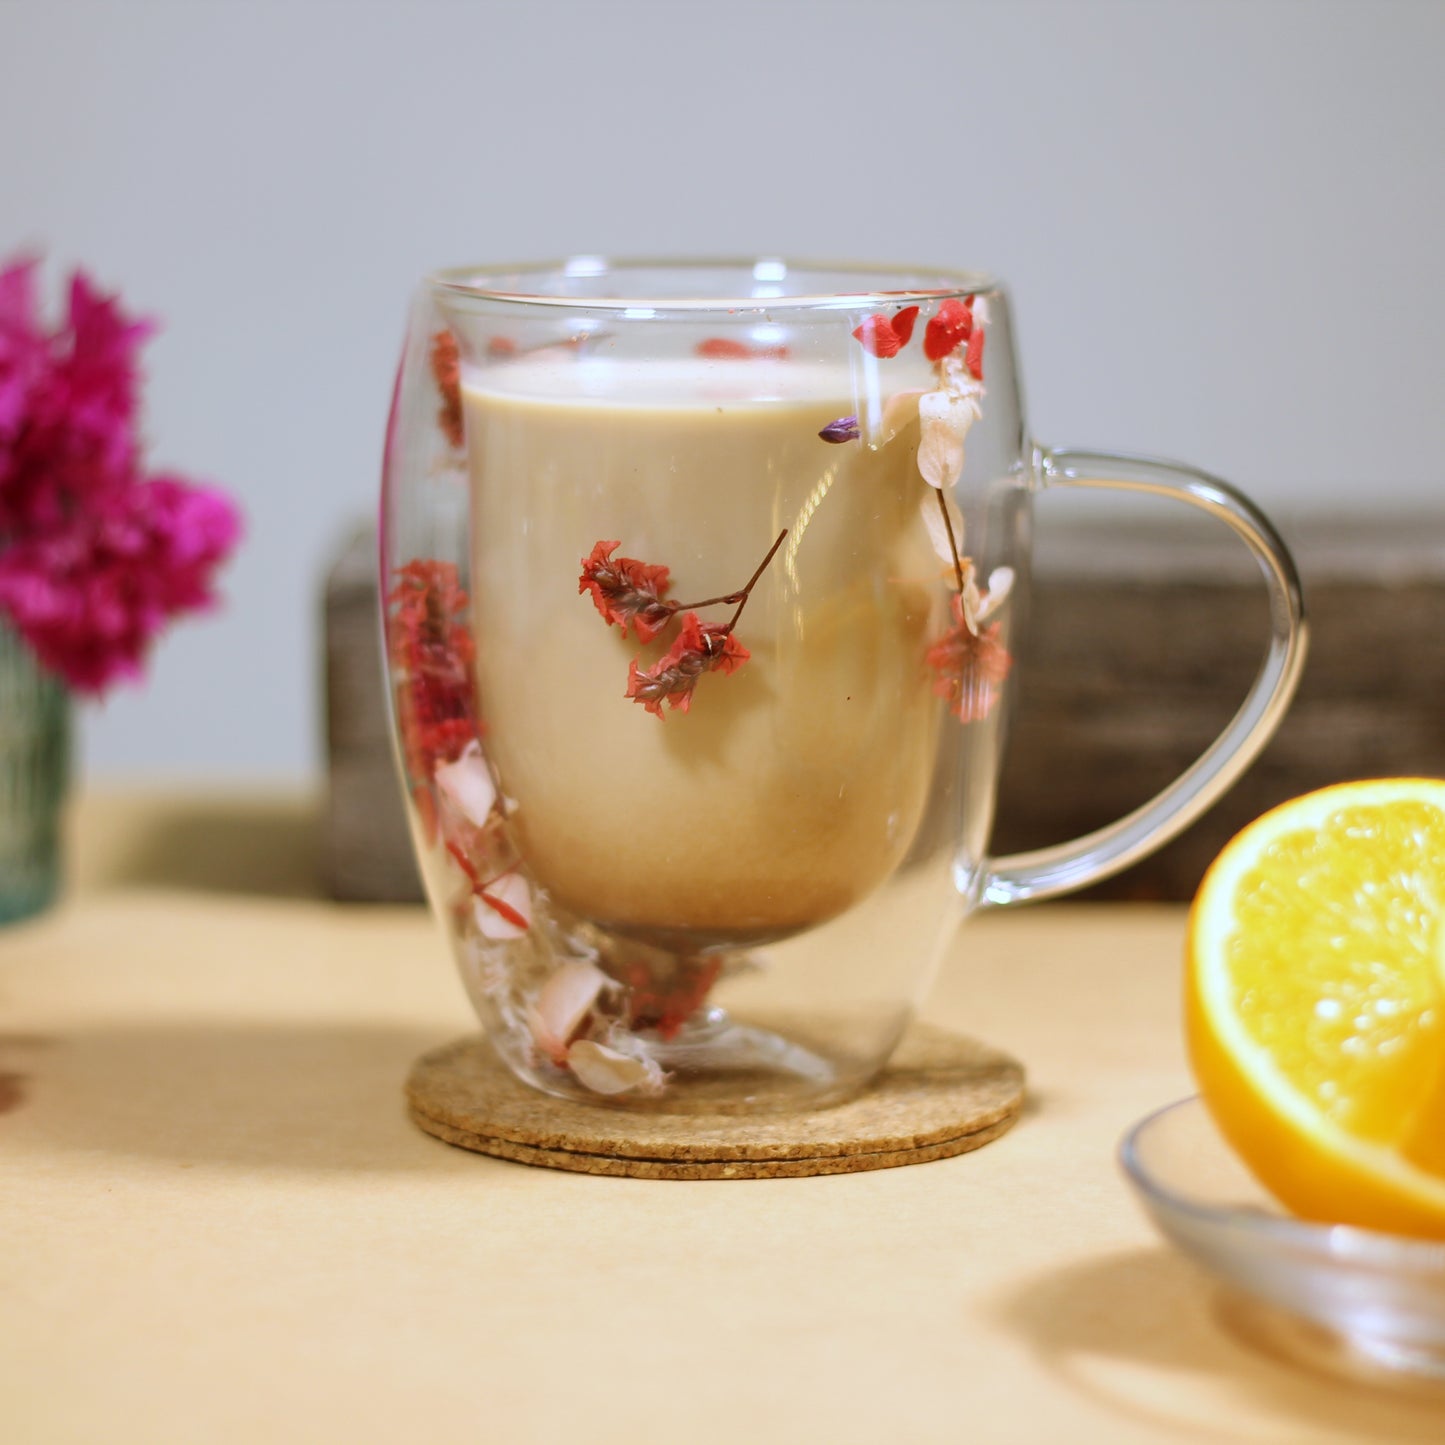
428, 256, 998, 313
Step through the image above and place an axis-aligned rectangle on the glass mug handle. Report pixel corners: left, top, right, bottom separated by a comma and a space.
978, 446, 1309, 909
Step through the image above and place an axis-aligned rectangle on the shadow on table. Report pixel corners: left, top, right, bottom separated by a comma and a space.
78, 796, 324, 899
995, 1248, 1445, 1440
3, 1021, 492, 1176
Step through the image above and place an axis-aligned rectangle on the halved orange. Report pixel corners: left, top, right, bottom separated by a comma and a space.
1186, 778, 1445, 1237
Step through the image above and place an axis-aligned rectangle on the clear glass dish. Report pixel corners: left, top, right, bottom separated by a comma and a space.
1121, 1096, 1445, 1384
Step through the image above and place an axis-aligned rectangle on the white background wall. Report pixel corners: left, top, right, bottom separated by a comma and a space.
1, 0, 1441, 779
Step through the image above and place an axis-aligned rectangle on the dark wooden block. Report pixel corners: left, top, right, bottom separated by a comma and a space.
322, 516, 1445, 905
993, 514, 1445, 900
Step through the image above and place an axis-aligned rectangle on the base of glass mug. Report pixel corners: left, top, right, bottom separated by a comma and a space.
491, 1006, 906, 1115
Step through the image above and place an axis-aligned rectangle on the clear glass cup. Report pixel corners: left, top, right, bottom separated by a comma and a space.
380, 259, 1306, 1112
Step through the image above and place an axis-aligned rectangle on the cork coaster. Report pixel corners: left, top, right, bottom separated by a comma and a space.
406, 1023, 1024, 1179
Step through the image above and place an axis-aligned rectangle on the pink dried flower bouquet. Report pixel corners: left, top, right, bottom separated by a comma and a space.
0, 257, 241, 693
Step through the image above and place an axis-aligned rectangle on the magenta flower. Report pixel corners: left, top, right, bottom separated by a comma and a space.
0, 262, 46, 437
0, 256, 241, 694
0, 262, 153, 534
0, 477, 241, 694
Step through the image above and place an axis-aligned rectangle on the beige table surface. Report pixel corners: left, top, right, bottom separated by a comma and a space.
3, 789, 1442, 1444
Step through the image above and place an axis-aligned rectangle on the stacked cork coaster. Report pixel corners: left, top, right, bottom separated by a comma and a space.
406, 1023, 1025, 1179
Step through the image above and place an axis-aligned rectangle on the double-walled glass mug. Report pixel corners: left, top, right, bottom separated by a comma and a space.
381, 259, 1305, 1112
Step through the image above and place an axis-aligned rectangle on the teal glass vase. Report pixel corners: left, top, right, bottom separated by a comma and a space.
0, 618, 70, 924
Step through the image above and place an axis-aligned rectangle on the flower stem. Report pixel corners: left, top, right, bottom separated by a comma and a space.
934, 488, 965, 593
671, 528, 790, 619
725, 528, 788, 631
671, 590, 743, 611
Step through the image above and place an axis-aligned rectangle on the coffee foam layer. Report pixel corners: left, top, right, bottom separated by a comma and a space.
465, 354, 862, 410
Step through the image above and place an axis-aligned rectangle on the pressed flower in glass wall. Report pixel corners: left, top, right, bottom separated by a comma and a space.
827, 292, 1009, 724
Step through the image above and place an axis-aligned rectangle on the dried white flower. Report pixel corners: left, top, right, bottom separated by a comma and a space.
917, 389, 982, 490
960, 564, 1015, 635
526, 960, 612, 1065
979, 566, 1014, 620
434, 743, 497, 828
959, 559, 982, 633
878, 387, 925, 446
567, 1039, 666, 1096
938, 350, 985, 396
920, 491, 967, 567
473, 870, 532, 941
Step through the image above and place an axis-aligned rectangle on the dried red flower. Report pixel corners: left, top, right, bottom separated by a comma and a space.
444, 841, 530, 934
588, 528, 783, 718
889, 305, 920, 347
445, 839, 482, 887
923, 298, 974, 362
430, 329, 464, 448
926, 594, 1012, 723
853, 316, 898, 358
851, 305, 920, 359
387, 560, 478, 806
965, 324, 985, 381
578, 539, 676, 643
625, 611, 751, 717
697, 337, 751, 359
696, 337, 790, 361
623, 956, 723, 1039
476, 886, 529, 932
